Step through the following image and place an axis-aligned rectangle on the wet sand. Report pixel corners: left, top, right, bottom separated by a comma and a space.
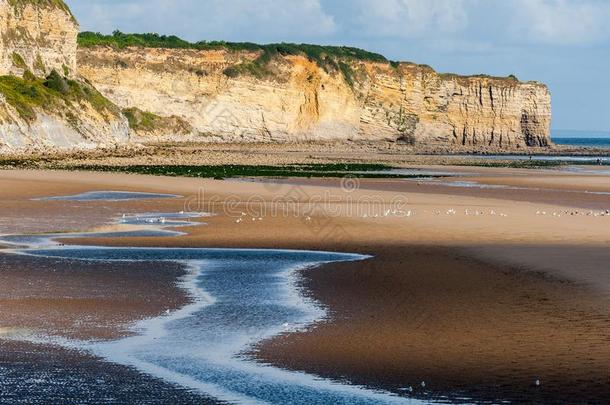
255, 244, 610, 403
0, 340, 214, 404
1, 169, 610, 403
0, 254, 191, 341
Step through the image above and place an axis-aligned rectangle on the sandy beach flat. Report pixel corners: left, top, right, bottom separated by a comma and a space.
1, 168, 610, 402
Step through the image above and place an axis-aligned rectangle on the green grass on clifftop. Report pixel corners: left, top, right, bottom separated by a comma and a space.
77, 31, 387, 62
78, 31, 388, 84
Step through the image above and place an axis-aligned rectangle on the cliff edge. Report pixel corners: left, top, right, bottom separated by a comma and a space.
0, 0, 128, 152
77, 32, 552, 148
0, 1, 552, 152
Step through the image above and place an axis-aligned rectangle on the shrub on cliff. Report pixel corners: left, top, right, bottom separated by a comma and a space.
0, 72, 119, 123
44, 70, 69, 94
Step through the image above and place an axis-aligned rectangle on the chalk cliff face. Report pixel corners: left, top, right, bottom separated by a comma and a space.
0, 0, 77, 76
78, 46, 552, 147
0, 0, 551, 151
0, 1, 129, 152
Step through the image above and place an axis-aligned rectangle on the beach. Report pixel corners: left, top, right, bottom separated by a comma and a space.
1, 166, 610, 403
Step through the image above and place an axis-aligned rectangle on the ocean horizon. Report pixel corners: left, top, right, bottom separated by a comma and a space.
552, 130, 610, 148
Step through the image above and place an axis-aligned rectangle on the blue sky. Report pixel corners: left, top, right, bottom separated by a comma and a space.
65, 0, 610, 132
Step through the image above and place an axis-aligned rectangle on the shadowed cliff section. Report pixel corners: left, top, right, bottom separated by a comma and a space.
0, 0, 129, 151
77, 31, 552, 149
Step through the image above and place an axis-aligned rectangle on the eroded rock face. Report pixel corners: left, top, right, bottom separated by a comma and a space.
78, 47, 552, 147
0, 0, 78, 77
0, 99, 130, 152
0, 1, 129, 152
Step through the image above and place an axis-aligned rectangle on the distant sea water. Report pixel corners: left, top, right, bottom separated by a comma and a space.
553, 130, 610, 148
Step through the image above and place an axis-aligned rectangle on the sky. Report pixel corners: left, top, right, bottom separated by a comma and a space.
65, 0, 610, 133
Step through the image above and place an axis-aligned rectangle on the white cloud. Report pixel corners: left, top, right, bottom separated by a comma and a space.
69, 0, 610, 46
349, 0, 470, 38
68, 0, 336, 42
510, 0, 610, 45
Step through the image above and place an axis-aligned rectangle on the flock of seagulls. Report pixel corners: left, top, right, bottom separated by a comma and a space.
362, 209, 413, 219
537, 209, 610, 218
121, 214, 168, 224
235, 212, 264, 223
227, 206, 610, 225
358, 208, 511, 219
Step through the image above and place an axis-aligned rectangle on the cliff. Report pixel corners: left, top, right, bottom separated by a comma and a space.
0, 0, 77, 76
0, 1, 129, 151
0, 0, 552, 152
77, 33, 552, 148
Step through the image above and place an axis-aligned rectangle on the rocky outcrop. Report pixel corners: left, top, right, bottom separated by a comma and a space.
0, 0, 78, 76
0, 1, 129, 152
78, 46, 552, 148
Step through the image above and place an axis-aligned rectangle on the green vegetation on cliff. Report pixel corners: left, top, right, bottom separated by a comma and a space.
123, 108, 159, 132
11, 53, 27, 70
123, 107, 192, 135
78, 32, 523, 87
78, 31, 387, 84
78, 31, 387, 62
0, 70, 118, 122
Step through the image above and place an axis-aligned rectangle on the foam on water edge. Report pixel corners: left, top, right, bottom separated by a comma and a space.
0, 201, 428, 404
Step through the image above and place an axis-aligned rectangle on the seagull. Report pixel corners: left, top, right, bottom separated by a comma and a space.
421, 381, 426, 388
535, 379, 541, 387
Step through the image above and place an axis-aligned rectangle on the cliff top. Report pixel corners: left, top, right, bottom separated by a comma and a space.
6, 0, 75, 21
78, 31, 388, 62
78, 31, 528, 84
8, 0, 71, 12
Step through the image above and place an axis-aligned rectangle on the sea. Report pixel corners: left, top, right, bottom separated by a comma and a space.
552, 130, 610, 148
